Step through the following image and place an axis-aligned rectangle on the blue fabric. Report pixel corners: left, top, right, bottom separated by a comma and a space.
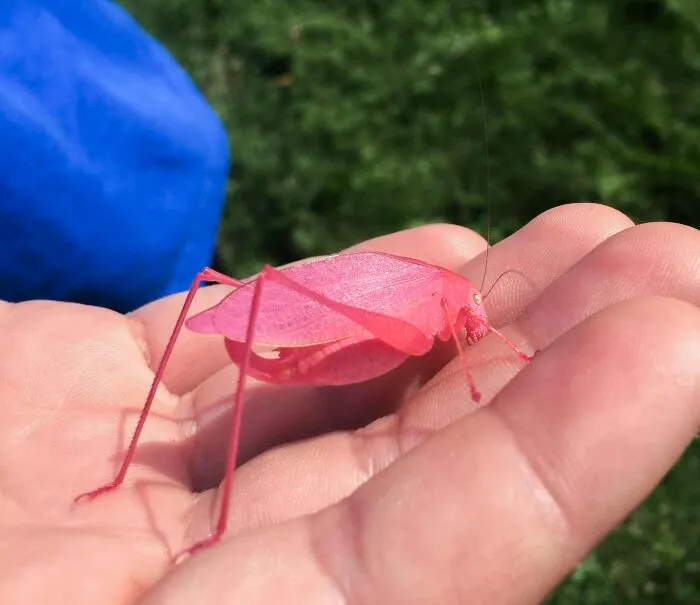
0, 0, 230, 312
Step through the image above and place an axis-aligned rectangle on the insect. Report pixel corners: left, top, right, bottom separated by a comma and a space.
75, 251, 536, 560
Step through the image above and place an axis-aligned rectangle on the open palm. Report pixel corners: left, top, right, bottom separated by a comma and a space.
1, 203, 699, 605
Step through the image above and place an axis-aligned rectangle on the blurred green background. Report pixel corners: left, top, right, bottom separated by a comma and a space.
119, 0, 700, 601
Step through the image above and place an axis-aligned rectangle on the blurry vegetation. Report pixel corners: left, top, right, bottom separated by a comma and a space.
119, 0, 700, 601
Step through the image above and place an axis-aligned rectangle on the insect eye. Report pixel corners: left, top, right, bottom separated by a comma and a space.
473, 292, 482, 306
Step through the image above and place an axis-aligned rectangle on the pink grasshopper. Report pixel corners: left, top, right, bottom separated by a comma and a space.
76, 251, 536, 559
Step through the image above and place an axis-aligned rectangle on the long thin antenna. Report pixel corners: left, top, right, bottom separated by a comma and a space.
481, 269, 531, 301
475, 54, 491, 293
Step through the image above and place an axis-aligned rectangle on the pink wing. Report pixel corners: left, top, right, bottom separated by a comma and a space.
186, 252, 458, 347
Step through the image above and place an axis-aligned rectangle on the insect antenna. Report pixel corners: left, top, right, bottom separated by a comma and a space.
475, 53, 492, 295
481, 269, 532, 301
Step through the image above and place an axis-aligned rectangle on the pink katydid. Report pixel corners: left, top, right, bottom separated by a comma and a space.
74, 250, 537, 561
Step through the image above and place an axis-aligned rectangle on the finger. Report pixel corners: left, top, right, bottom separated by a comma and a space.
462, 202, 634, 326
522, 221, 700, 347
425, 220, 700, 417
141, 296, 700, 605
187, 203, 633, 486
349, 221, 487, 266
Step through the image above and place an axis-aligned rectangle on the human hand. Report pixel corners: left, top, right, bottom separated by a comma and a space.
1, 203, 698, 604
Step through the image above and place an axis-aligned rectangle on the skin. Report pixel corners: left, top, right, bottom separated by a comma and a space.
0, 202, 699, 604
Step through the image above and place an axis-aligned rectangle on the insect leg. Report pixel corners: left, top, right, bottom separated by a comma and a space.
74, 268, 241, 503
486, 325, 538, 361
177, 268, 268, 559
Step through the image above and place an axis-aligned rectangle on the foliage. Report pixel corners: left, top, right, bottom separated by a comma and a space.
120, 0, 700, 274
118, 0, 700, 601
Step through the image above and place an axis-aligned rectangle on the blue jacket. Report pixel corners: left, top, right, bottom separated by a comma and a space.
0, 1, 230, 311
